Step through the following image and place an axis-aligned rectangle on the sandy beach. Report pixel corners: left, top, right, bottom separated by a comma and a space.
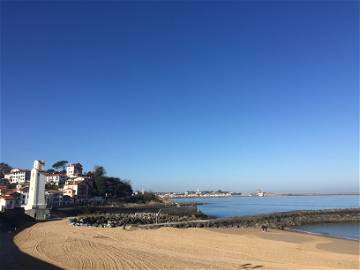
12, 219, 359, 270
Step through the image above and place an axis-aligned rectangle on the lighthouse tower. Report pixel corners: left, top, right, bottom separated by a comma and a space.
25, 160, 48, 219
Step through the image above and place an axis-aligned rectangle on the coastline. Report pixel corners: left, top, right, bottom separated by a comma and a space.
289, 227, 360, 242
172, 193, 360, 199
12, 219, 360, 270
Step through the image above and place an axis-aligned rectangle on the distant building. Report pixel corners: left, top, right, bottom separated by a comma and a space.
0, 195, 15, 211
45, 172, 67, 186
63, 177, 90, 200
4, 191, 24, 208
4, 169, 31, 184
66, 163, 83, 178
46, 190, 66, 208
16, 184, 29, 207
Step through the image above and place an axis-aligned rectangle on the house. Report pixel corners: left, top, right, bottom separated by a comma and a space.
2, 186, 27, 207
4, 168, 31, 184
16, 185, 29, 207
46, 190, 66, 208
5, 191, 24, 207
0, 195, 15, 211
63, 187, 76, 198
63, 177, 90, 200
45, 172, 67, 186
66, 163, 83, 178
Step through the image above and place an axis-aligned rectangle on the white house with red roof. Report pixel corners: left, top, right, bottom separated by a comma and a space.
0, 195, 15, 212
63, 177, 90, 200
4, 168, 31, 184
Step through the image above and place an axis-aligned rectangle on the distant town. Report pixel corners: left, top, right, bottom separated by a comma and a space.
0, 160, 145, 215
156, 191, 360, 199
156, 189, 268, 199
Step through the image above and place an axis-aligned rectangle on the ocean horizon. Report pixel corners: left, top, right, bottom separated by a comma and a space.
175, 194, 360, 217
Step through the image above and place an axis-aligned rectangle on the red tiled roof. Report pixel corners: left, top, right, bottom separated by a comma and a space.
47, 190, 63, 193
0, 195, 15, 200
66, 180, 87, 185
44, 173, 67, 176
18, 188, 29, 191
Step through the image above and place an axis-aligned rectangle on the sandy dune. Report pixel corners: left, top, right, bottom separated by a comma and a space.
14, 220, 359, 270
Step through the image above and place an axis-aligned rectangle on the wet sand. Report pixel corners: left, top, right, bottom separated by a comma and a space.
14, 219, 360, 269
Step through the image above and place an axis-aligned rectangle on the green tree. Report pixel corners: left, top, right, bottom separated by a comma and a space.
0, 163, 12, 178
52, 160, 68, 171
93, 166, 106, 178
45, 183, 59, 190
7, 183, 16, 189
0, 178, 10, 186
95, 177, 106, 195
106, 177, 133, 198
91, 166, 133, 199
115, 179, 133, 197
93, 166, 106, 196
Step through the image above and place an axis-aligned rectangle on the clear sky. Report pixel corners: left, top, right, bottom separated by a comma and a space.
1, 1, 358, 193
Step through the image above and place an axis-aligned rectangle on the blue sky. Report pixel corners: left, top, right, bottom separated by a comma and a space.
1, 1, 358, 193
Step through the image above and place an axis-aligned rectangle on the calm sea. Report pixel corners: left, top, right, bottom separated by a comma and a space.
294, 222, 360, 240
176, 195, 360, 240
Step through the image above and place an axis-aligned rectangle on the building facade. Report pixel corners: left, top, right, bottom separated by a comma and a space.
16, 185, 29, 207
45, 173, 67, 186
0, 195, 15, 211
66, 163, 83, 178
46, 190, 66, 208
63, 177, 90, 200
4, 169, 31, 184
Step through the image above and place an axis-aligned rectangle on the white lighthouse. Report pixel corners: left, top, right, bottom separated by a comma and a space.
26, 160, 47, 212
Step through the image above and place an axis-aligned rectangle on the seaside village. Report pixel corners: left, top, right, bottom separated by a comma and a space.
0, 160, 270, 220
0, 160, 116, 218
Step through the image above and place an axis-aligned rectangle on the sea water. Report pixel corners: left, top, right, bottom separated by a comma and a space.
176, 195, 360, 240
294, 222, 360, 240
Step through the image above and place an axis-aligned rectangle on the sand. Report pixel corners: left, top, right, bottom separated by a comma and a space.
14, 220, 360, 270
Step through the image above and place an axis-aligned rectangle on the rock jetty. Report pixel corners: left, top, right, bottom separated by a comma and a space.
69, 208, 360, 230
69, 212, 198, 228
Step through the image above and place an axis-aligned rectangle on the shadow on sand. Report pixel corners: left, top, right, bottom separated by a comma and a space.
0, 222, 61, 270
239, 263, 264, 269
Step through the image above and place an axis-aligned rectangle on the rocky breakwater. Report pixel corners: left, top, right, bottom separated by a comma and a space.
69, 212, 198, 228
69, 208, 360, 229
139, 208, 360, 229
213, 208, 360, 229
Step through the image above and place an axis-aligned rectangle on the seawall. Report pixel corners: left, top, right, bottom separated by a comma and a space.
139, 208, 360, 229
52, 203, 201, 218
